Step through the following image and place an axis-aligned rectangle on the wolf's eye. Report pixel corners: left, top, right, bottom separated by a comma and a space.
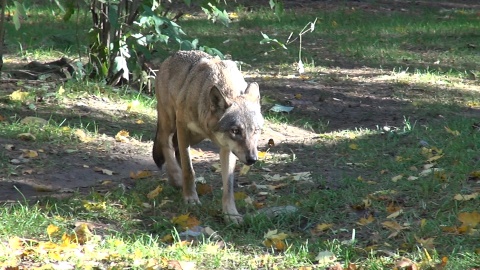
231, 128, 240, 135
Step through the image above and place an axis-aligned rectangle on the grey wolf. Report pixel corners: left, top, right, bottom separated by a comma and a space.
152, 50, 263, 224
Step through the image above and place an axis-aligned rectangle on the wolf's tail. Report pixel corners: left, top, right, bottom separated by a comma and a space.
152, 129, 165, 168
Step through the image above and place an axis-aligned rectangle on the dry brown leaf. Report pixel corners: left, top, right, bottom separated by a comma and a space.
458, 211, 480, 227
196, 183, 213, 195
18, 132, 36, 141
415, 236, 435, 249
130, 170, 153, 179
312, 223, 334, 234
357, 215, 375, 226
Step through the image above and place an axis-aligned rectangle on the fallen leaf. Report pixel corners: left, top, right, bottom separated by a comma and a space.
75, 129, 93, 143
22, 149, 39, 158
444, 126, 460, 136
18, 132, 36, 141
357, 215, 375, 226
458, 211, 480, 227
46, 224, 60, 237
239, 165, 251, 176
4, 144, 15, 151
263, 174, 287, 182
20, 116, 48, 126
130, 170, 153, 179
453, 193, 479, 201
171, 213, 200, 230
147, 185, 163, 199
415, 236, 435, 249
315, 250, 337, 266
196, 183, 213, 195
83, 200, 106, 211
392, 174, 403, 182
115, 130, 130, 142
10, 90, 29, 101
387, 209, 403, 219
349, 143, 359, 150
234, 191, 248, 200
263, 229, 288, 251
395, 258, 417, 269
419, 168, 444, 177
312, 223, 334, 233
291, 171, 312, 181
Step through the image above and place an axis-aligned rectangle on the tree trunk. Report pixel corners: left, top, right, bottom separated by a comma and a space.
0, 0, 6, 74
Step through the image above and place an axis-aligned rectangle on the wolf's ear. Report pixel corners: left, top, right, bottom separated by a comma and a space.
210, 86, 231, 112
244, 82, 260, 104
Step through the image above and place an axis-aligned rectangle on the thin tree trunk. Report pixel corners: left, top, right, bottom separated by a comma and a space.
0, 0, 6, 74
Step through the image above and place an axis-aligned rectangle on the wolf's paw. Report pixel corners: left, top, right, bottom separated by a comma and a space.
224, 213, 244, 225
183, 193, 201, 205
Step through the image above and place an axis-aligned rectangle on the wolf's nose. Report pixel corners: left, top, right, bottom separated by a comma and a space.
245, 157, 257, 166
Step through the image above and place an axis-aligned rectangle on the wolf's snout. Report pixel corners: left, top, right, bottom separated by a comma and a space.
245, 157, 257, 166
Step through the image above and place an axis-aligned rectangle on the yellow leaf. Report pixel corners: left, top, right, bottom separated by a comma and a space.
75, 129, 93, 143
147, 185, 163, 199
263, 229, 288, 240
58, 85, 65, 95
9, 237, 23, 250
115, 130, 130, 142
47, 224, 60, 237
234, 191, 248, 200
135, 119, 144, 124
458, 211, 480, 227
83, 200, 106, 211
357, 215, 375, 226
228, 12, 239, 19
239, 165, 251, 176
130, 170, 153, 179
420, 219, 427, 229
468, 170, 480, 180
349, 143, 359, 150
22, 149, 38, 158
10, 90, 29, 101
426, 154, 444, 163
294, 93, 302, 99
313, 223, 334, 233
171, 213, 200, 230
263, 230, 288, 251
258, 151, 270, 160
454, 193, 479, 201
444, 126, 460, 136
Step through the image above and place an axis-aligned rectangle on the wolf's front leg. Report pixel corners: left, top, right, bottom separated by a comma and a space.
176, 124, 200, 204
220, 148, 242, 224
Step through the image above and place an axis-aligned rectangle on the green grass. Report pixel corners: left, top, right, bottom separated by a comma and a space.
2, 1, 480, 269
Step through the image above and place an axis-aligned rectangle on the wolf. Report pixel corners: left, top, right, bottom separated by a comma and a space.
152, 50, 264, 224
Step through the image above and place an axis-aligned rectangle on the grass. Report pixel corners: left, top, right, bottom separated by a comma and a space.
2, 1, 480, 269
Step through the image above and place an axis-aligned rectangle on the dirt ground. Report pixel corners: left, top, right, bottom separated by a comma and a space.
1, 0, 479, 203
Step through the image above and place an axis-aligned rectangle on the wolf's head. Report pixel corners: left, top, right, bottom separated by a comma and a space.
210, 83, 264, 165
